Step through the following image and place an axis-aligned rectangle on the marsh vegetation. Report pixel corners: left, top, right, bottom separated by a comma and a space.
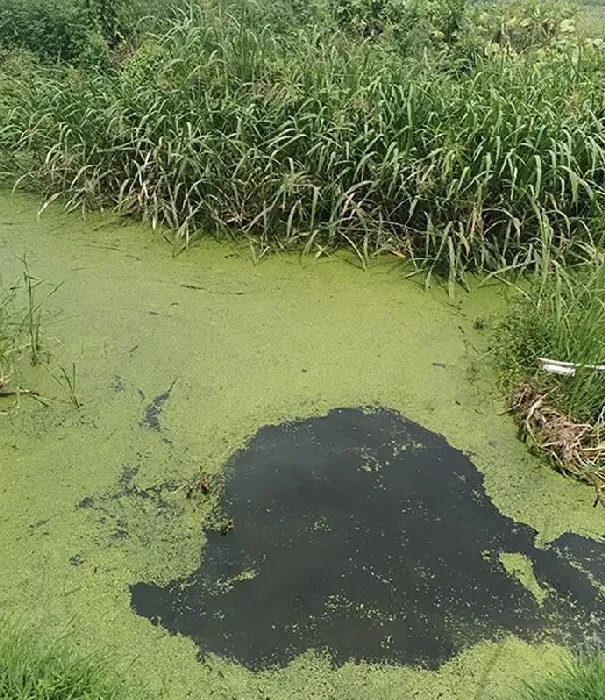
0, 265, 39, 389
494, 263, 605, 495
1, 0, 605, 282
1, 0, 605, 697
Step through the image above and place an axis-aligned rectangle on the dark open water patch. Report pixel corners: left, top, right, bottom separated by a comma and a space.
139, 379, 177, 431
130, 408, 605, 669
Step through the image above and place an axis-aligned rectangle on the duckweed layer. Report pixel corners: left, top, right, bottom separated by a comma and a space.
1, 191, 604, 699
499, 553, 550, 606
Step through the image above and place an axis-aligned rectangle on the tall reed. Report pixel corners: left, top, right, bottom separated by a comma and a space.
1, 7, 605, 280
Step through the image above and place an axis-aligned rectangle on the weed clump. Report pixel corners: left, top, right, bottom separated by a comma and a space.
494, 264, 605, 497
517, 654, 605, 700
0, 621, 138, 700
0, 0, 603, 281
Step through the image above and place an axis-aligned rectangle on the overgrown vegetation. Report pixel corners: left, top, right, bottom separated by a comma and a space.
0, 621, 137, 700
0, 0, 181, 66
494, 264, 605, 495
0, 0, 604, 282
517, 654, 605, 700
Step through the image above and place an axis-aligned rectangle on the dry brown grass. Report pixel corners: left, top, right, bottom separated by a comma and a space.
512, 382, 605, 505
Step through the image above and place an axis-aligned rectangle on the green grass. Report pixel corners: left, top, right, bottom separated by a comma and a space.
494, 262, 605, 423
517, 654, 605, 700
0, 261, 44, 376
0, 0, 184, 65
0, 623, 138, 700
1, 0, 604, 284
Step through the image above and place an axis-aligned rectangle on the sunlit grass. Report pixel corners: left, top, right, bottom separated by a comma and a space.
1, 3, 604, 283
518, 654, 605, 700
0, 622, 138, 700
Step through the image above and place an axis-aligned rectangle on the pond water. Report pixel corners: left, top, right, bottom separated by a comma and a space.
1, 192, 605, 699
131, 407, 605, 670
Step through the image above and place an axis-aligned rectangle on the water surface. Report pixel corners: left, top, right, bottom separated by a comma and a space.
1, 192, 604, 699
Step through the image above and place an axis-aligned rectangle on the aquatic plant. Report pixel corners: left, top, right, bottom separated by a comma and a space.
0, 0, 603, 283
517, 654, 605, 700
21, 258, 42, 366
53, 362, 82, 408
494, 263, 605, 495
0, 264, 53, 408
0, 621, 139, 700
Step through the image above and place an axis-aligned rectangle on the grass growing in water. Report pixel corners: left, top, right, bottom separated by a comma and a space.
0, 264, 55, 408
0, 288, 15, 370
0, 284, 25, 384
22, 257, 42, 366
0, 260, 43, 380
0, 622, 138, 700
54, 362, 82, 408
517, 654, 605, 700
497, 264, 605, 422
1, 0, 604, 283
494, 263, 605, 494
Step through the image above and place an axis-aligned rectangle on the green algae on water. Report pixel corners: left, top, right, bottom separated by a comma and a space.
499, 552, 550, 605
0, 191, 603, 700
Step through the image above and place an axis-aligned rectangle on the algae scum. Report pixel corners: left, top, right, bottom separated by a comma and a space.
131, 407, 605, 670
4, 192, 605, 697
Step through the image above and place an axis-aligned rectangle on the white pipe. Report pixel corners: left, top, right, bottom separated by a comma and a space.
538, 357, 605, 376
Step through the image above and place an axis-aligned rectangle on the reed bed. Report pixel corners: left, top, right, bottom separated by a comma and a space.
1, 4, 605, 280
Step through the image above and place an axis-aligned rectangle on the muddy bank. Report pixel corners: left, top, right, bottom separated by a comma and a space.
1, 191, 604, 699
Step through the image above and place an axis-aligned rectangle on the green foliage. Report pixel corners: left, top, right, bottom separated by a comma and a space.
472, 0, 577, 52
87, 0, 185, 44
332, 0, 408, 37
518, 654, 605, 700
331, 0, 575, 56
0, 0, 99, 63
227, 0, 325, 33
331, 0, 471, 52
0, 0, 181, 65
494, 263, 605, 423
0, 0, 602, 282
0, 622, 137, 700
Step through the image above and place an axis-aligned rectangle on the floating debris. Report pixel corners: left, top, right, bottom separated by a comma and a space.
538, 357, 605, 376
